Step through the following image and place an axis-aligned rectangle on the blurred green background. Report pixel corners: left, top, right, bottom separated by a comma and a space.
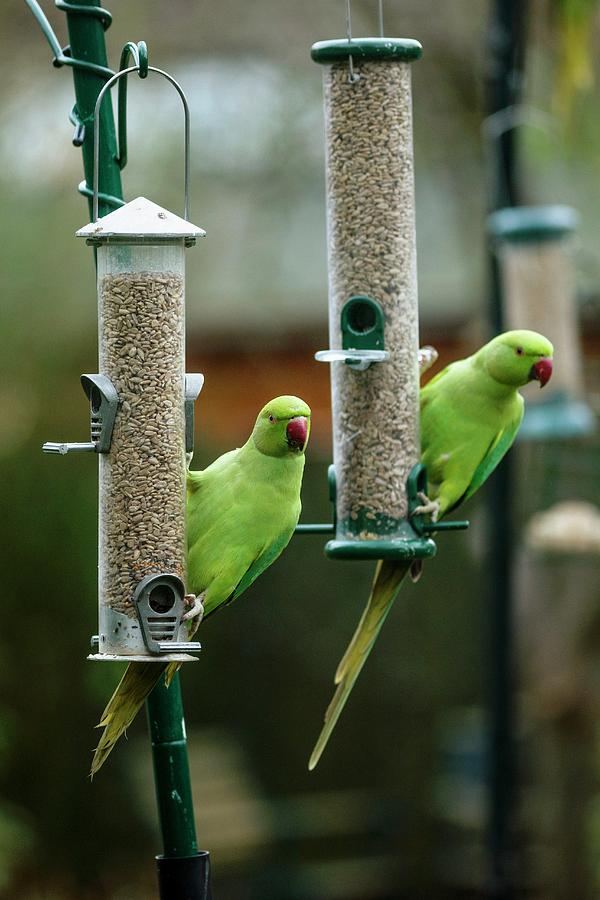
2, 1, 600, 897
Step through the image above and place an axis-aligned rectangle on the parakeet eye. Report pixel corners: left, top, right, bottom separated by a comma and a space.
515, 346, 524, 356
268, 414, 275, 423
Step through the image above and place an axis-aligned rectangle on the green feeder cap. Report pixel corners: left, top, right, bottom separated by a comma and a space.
311, 37, 422, 64
487, 205, 579, 244
518, 391, 596, 442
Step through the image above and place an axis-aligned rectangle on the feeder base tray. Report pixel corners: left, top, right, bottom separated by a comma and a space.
88, 652, 200, 663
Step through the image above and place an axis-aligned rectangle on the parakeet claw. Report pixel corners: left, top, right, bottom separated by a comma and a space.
412, 492, 440, 522
182, 592, 205, 622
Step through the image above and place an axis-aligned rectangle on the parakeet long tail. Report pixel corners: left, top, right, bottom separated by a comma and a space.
308, 560, 409, 770
90, 661, 177, 776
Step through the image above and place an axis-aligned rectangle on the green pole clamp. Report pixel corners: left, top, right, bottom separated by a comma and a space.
26, 2, 153, 216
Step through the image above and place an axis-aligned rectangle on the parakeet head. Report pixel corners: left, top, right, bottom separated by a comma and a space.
252, 396, 311, 458
476, 330, 554, 388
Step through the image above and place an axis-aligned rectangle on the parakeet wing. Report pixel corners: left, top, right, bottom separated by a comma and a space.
231, 530, 296, 601
459, 401, 523, 507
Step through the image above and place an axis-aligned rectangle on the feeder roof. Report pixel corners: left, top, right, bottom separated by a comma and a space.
311, 38, 422, 63
76, 197, 206, 244
487, 205, 579, 244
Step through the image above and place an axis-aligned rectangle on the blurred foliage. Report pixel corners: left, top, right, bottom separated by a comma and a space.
549, 0, 598, 115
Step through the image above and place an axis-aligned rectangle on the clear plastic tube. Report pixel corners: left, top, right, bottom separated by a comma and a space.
97, 242, 186, 653
323, 60, 420, 538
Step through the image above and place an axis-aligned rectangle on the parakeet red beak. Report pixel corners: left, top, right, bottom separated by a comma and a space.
286, 416, 308, 451
530, 357, 553, 388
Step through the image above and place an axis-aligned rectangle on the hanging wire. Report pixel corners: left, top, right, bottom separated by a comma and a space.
378, 0, 385, 37
345, 0, 360, 84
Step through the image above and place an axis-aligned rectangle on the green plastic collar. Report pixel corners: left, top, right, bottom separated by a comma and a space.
311, 37, 422, 64
517, 391, 596, 442
487, 206, 579, 244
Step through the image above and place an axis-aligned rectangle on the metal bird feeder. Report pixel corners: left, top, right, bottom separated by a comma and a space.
311, 36, 464, 559
44, 65, 206, 662
488, 205, 595, 440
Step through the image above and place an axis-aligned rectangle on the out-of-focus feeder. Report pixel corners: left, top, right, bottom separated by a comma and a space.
310, 37, 466, 558
525, 501, 600, 555
43, 65, 206, 662
488, 205, 594, 440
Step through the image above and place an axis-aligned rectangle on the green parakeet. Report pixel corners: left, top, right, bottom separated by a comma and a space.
91, 395, 311, 775
309, 330, 553, 769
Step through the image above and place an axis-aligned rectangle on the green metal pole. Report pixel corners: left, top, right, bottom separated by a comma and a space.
27, 2, 210, 894
59, 0, 121, 218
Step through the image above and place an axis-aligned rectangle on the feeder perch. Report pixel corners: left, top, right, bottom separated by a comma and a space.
488, 205, 595, 440
316, 295, 389, 370
312, 37, 442, 560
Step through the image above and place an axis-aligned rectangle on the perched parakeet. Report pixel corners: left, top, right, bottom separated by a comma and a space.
309, 330, 553, 769
91, 395, 311, 775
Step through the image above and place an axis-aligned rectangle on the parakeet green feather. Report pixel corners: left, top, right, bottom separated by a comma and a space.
309, 330, 553, 770
91, 395, 311, 775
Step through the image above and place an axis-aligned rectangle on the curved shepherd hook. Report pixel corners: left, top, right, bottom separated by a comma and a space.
92, 64, 191, 223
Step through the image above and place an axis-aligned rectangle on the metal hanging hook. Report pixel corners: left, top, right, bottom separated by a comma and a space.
116, 41, 148, 171
92, 64, 191, 223
345, 0, 360, 84
378, 0, 385, 37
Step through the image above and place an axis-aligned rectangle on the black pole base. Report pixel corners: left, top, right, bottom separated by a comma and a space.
156, 851, 212, 900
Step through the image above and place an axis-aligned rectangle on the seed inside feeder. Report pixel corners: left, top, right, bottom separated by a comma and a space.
322, 58, 420, 538
98, 262, 186, 618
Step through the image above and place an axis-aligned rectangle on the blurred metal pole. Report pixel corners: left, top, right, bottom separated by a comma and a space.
484, 1, 528, 897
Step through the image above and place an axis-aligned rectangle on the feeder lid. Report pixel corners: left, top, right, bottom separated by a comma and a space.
517, 390, 596, 442
76, 197, 206, 245
487, 205, 579, 244
311, 37, 422, 64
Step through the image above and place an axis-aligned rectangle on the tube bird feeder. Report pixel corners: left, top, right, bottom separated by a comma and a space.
488, 205, 594, 440
312, 37, 439, 560
78, 197, 204, 660
44, 66, 206, 662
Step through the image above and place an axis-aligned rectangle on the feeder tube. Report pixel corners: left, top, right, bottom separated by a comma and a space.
95, 236, 187, 655
312, 39, 424, 546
